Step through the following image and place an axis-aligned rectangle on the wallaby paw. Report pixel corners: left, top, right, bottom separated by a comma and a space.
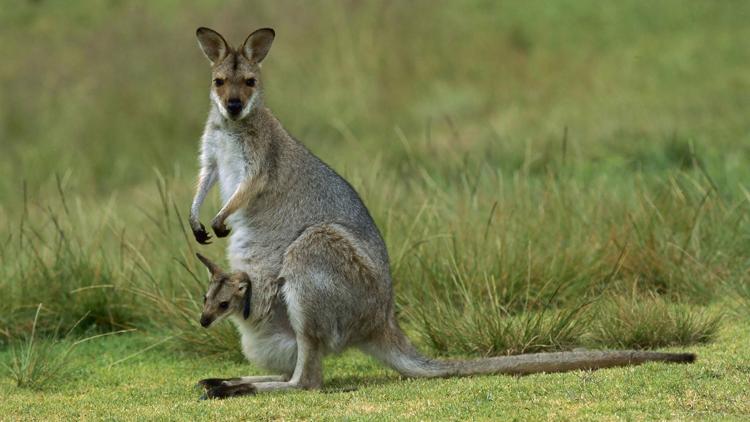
201, 383, 257, 400
192, 223, 212, 245
211, 221, 231, 238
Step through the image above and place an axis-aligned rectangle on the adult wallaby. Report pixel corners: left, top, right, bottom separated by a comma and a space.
189, 27, 695, 399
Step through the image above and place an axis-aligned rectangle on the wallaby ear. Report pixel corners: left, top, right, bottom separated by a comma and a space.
242, 28, 275, 64
196, 27, 229, 64
195, 253, 222, 276
239, 274, 252, 319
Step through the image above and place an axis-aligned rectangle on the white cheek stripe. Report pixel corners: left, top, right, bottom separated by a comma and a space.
211, 90, 230, 119
239, 92, 259, 119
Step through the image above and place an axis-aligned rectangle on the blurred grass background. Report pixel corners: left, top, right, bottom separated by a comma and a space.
1, 0, 749, 360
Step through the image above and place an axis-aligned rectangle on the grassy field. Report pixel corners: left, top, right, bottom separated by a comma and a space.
1, 315, 749, 420
1, 0, 749, 419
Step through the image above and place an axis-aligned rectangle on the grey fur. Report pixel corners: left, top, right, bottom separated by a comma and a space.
190, 27, 695, 398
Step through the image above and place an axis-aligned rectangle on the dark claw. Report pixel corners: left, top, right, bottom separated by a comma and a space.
212, 222, 231, 238
202, 383, 257, 400
193, 223, 212, 245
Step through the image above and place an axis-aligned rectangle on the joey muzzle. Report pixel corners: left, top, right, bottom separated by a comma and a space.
200, 314, 213, 328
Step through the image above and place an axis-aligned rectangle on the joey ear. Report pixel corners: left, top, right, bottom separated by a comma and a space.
196, 27, 229, 64
242, 28, 275, 64
240, 275, 252, 320
195, 253, 222, 276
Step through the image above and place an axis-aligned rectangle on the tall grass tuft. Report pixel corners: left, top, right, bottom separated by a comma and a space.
2, 305, 79, 389
587, 294, 721, 349
0, 183, 137, 339
387, 165, 742, 355
2, 304, 132, 389
410, 302, 587, 357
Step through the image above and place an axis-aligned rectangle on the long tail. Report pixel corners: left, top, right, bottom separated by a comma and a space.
364, 321, 695, 378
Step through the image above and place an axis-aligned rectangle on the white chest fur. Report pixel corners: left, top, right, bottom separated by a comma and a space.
203, 128, 251, 203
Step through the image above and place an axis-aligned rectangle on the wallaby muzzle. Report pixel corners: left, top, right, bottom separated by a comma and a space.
226, 98, 243, 116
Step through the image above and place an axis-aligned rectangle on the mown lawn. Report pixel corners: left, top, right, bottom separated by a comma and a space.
2, 315, 748, 420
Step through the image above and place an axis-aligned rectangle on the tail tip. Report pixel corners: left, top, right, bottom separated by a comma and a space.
675, 353, 696, 363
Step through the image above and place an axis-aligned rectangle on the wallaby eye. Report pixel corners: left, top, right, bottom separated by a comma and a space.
214, 78, 225, 87
245, 78, 256, 87
219, 301, 230, 310
203, 295, 207, 304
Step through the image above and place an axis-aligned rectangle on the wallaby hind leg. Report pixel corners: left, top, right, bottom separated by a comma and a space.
278, 223, 391, 351
250, 334, 324, 392
200, 335, 323, 398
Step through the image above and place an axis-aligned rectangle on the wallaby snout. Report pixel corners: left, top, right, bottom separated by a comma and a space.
226, 98, 243, 116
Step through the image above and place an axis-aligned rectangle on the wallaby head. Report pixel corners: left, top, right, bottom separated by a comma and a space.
195, 253, 252, 328
195, 27, 275, 121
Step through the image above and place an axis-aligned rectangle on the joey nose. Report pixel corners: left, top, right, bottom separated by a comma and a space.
226, 99, 243, 115
200, 315, 212, 328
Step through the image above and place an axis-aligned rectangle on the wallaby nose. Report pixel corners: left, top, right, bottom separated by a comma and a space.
199, 315, 213, 328
226, 98, 243, 115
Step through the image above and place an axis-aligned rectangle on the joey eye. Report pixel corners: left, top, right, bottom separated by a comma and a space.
214, 78, 225, 87
219, 301, 230, 310
245, 78, 256, 87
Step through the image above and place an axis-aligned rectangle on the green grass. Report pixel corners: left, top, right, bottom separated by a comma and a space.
587, 294, 722, 350
2, 304, 133, 390
1, 316, 748, 420
1, 305, 80, 390
1, 0, 750, 419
